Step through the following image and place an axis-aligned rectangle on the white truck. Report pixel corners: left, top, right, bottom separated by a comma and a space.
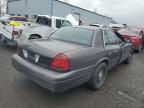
0, 15, 73, 46
17, 15, 73, 44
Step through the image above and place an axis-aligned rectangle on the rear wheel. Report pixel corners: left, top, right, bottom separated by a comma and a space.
124, 52, 133, 64
137, 44, 142, 53
88, 63, 108, 90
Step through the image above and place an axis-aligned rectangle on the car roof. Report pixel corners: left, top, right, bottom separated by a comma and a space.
69, 26, 108, 31
10, 16, 27, 18
37, 15, 68, 20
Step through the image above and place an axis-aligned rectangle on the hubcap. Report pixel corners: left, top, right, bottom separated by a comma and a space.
98, 70, 105, 81
139, 45, 142, 52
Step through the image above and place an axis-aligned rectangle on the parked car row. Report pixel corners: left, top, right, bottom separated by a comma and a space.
12, 26, 133, 93
114, 29, 143, 53
110, 24, 144, 53
0, 14, 141, 93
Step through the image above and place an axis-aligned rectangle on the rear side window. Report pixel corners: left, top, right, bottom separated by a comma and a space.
50, 27, 94, 46
36, 16, 52, 26
56, 19, 62, 28
103, 30, 110, 45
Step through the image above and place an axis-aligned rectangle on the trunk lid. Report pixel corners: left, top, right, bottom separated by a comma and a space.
21, 39, 86, 57
19, 39, 86, 69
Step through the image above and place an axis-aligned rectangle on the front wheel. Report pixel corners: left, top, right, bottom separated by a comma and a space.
137, 44, 142, 53
88, 63, 108, 90
124, 52, 133, 64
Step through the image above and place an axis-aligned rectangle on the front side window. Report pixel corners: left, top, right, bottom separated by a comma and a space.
62, 20, 72, 27
50, 27, 94, 46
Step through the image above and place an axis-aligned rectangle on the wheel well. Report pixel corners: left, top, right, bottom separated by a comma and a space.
29, 34, 42, 39
102, 60, 109, 66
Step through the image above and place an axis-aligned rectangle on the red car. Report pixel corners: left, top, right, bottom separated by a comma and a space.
118, 29, 142, 53
131, 28, 144, 46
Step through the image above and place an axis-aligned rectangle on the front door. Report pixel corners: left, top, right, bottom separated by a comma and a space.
103, 30, 121, 70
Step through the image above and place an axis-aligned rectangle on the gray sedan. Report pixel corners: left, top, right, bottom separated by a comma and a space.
12, 26, 133, 93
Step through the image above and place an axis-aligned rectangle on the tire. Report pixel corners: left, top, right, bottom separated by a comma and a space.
29, 35, 41, 40
137, 44, 142, 53
124, 52, 133, 64
88, 63, 108, 90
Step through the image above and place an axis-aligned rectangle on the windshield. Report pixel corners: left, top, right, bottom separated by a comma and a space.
50, 27, 94, 46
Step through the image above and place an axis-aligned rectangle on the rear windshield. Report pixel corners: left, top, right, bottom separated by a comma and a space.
36, 16, 51, 26
50, 27, 94, 46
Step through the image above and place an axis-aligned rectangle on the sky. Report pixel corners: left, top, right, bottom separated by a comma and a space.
61, 0, 144, 26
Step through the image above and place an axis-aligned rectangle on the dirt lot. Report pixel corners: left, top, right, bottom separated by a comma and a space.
0, 43, 144, 108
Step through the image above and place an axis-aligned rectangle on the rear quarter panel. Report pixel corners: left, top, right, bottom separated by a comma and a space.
65, 47, 106, 71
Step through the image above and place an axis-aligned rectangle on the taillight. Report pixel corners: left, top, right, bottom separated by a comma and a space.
50, 53, 70, 72
12, 29, 22, 39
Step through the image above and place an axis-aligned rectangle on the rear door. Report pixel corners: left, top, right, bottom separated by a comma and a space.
114, 32, 131, 63
61, 20, 72, 27
103, 30, 121, 70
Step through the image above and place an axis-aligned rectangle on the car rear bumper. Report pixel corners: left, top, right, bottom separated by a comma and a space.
0, 34, 17, 46
12, 54, 94, 93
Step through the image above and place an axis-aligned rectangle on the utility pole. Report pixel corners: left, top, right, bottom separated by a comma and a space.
50, 0, 54, 17
25, 0, 27, 14
0, 0, 2, 14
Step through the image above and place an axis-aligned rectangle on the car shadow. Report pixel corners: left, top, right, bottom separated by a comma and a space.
8, 54, 138, 108
0, 43, 17, 53
15, 63, 127, 97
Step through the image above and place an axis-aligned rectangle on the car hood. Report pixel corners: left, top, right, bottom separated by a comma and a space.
20, 39, 87, 58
